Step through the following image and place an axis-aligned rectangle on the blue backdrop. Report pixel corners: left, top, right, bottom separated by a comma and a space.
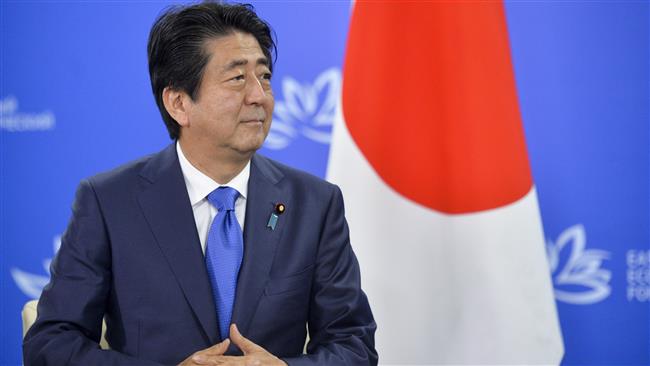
1, 1, 648, 365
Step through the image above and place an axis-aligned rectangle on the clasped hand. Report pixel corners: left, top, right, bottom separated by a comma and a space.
179, 324, 287, 366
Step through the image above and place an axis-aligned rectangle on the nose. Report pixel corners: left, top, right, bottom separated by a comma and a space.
245, 73, 269, 105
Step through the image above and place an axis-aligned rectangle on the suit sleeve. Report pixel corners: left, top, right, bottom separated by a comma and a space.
282, 185, 378, 366
22, 179, 162, 366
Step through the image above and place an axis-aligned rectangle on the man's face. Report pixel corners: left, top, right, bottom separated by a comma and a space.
181, 32, 274, 157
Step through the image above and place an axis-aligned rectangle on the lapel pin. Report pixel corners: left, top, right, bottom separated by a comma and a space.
267, 203, 285, 230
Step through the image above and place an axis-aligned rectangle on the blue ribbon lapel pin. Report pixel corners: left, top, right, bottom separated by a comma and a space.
267, 203, 285, 230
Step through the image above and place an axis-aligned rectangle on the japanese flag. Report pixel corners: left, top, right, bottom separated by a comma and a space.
327, 2, 564, 364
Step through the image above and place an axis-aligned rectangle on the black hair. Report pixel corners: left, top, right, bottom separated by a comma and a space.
147, 1, 276, 140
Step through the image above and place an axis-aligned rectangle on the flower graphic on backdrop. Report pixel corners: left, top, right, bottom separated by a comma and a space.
11, 235, 60, 299
265, 68, 341, 150
546, 224, 611, 305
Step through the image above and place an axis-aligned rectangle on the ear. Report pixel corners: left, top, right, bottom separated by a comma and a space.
162, 87, 192, 127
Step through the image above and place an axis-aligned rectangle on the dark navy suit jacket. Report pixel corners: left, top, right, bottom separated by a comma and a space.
23, 144, 377, 365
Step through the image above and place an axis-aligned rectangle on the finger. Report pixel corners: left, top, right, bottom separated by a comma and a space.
229, 324, 261, 354
207, 338, 231, 355
203, 355, 246, 366
189, 354, 216, 366
192, 338, 231, 364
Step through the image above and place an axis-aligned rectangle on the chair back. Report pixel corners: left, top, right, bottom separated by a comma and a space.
22, 299, 109, 349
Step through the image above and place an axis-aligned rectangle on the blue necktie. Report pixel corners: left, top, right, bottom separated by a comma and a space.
205, 186, 243, 340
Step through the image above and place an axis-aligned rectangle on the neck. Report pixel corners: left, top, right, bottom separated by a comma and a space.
178, 140, 251, 184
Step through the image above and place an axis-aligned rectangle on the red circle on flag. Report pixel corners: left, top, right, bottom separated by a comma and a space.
342, 2, 533, 214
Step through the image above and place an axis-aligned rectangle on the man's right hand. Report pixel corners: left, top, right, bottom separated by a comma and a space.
178, 339, 231, 366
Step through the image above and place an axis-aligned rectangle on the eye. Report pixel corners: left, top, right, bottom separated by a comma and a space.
231, 74, 245, 81
261, 72, 272, 81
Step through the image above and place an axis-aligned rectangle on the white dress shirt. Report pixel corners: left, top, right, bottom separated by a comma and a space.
176, 142, 249, 254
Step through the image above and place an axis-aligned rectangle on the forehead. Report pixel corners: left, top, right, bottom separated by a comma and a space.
202, 32, 267, 68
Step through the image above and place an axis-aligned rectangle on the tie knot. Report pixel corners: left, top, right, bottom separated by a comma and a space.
207, 186, 239, 211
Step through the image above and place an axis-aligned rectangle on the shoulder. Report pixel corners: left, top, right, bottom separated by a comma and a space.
82, 144, 176, 198
87, 144, 174, 186
87, 155, 152, 186
252, 154, 341, 198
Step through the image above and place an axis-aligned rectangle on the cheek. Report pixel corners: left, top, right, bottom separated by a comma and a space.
214, 95, 242, 115
264, 99, 274, 133
211, 99, 243, 128
265, 96, 275, 118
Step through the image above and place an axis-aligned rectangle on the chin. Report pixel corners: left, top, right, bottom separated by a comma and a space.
233, 139, 265, 155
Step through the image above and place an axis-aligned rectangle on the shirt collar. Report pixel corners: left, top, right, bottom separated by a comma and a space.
176, 142, 250, 207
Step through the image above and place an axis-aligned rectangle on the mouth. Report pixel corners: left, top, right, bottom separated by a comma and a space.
241, 118, 264, 124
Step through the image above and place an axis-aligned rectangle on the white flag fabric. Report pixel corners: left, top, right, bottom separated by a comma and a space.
327, 2, 564, 364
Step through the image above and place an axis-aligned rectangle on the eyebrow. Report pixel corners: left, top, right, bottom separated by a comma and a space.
222, 57, 269, 72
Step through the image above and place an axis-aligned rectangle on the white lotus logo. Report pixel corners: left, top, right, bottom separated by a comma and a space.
265, 68, 341, 149
11, 235, 60, 299
546, 224, 611, 304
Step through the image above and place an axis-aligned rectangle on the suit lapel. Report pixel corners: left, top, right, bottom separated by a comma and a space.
137, 144, 219, 345
231, 154, 289, 337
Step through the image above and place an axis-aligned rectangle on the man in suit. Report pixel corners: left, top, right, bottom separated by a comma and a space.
22, 2, 377, 365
